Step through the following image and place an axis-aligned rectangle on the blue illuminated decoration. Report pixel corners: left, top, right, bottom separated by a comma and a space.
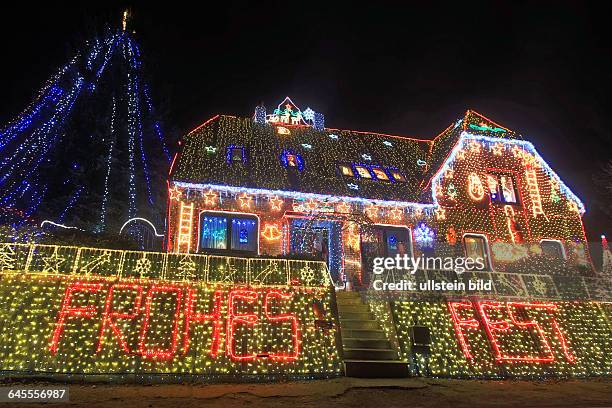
469, 123, 506, 133
383, 140, 393, 147
328, 134, 339, 140
429, 132, 586, 214
200, 215, 228, 250
280, 149, 304, 171
239, 228, 248, 243
226, 145, 246, 164
413, 223, 435, 250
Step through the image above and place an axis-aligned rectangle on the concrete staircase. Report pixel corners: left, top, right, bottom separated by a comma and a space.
336, 291, 409, 378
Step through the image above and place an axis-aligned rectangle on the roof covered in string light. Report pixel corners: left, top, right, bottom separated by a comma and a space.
169, 107, 585, 209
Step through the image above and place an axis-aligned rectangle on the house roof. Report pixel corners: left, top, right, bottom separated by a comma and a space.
170, 109, 520, 203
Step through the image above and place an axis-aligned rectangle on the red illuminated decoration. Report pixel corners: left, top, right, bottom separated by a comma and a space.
264, 291, 300, 360
226, 290, 258, 360
269, 195, 283, 211
262, 223, 282, 241
447, 301, 480, 360
50, 282, 104, 354
97, 283, 143, 353
169, 185, 182, 201
182, 289, 223, 357
238, 192, 252, 209
138, 285, 183, 360
204, 189, 218, 206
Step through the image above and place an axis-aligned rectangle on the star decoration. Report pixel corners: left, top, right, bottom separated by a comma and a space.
365, 204, 379, 218
169, 186, 182, 201
491, 142, 504, 156
435, 207, 446, 220
469, 140, 481, 153
305, 199, 318, 211
435, 185, 444, 197
444, 168, 454, 179
42, 249, 66, 274
413, 207, 423, 218
388, 207, 403, 220
336, 201, 351, 213
205, 145, 217, 154
204, 189, 217, 205
347, 183, 359, 190
238, 192, 252, 209
269, 195, 283, 211
456, 149, 466, 160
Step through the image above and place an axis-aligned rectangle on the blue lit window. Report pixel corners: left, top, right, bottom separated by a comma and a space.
200, 215, 228, 250
226, 145, 246, 164
230, 217, 258, 252
199, 212, 258, 253
280, 149, 304, 171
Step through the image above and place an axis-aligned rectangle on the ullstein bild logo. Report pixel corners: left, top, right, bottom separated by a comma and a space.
371, 255, 492, 292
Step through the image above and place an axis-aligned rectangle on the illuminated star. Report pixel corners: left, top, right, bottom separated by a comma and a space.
435, 207, 446, 220
365, 204, 379, 218
491, 142, 504, 156
204, 189, 217, 205
434, 184, 444, 197
444, 168, 454, 179
269, 195, 283, 211
388, 207, 403, 220
413, 207, 423, 218
336, 201, 351, 213
456, 149, 466, 161
169, 186, 182, 201
305, 199, 318, 211
238, 192, 252, 209
469, 140, 481, 153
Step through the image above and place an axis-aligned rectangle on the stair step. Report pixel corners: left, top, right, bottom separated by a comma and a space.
340, 319, 381, 330
343, 337, 391, 349
339, 311, 373, 320
341, 329, 388, 339
344, 360, 409, 378
344, 348, 398, 360
336, 304, 370, 313
336, 297, 363, 306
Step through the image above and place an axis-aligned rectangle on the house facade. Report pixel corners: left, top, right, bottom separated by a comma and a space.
166, 97, 592, 287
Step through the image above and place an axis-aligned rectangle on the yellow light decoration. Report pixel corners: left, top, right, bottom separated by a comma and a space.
204, 189, 217, 206
238, 192, 252, 209
269, 195, 283, 211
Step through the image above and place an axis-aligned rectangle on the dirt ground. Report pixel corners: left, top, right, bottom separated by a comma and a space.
1, 377, 610, 407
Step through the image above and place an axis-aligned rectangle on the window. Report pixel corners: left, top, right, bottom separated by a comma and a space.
371, 167, 390, 182
487, 173, 518, 204
355, 165, 373, 179
390, 170, 406, 182
226, 145, 246, 164
199, 212, 258, 253
280, 150, 304, 171
339, 164, 354, 177
463, 234, 490, 270
540, 239, 566, 260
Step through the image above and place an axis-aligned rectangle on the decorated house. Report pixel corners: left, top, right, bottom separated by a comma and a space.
166, 96, 592, 286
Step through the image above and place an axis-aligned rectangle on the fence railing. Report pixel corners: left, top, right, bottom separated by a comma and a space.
0, 243, 331, 287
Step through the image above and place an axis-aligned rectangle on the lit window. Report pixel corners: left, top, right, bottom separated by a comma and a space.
199, 212, 258, 253
227, 145, 246, 163
371, 167, 390, 181
390, 170, 406, 182
540, 239, 566, 259
280, 150, 304, 171
339, 164, 354, 177
463, 234, 490, 270
355, 165, 372, 179
487, 173, 518, 204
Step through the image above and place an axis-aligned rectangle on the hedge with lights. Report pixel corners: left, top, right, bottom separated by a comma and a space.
369, 299, 611, 378
0, 244, 341, 381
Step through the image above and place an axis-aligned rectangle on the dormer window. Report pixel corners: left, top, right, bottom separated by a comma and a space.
339, 164, 354, 177
371, 167, 390, 182
227, 145, 246, 164
280, 149, 304, 171
390, 170, 406, 182
354, 165, 373, 179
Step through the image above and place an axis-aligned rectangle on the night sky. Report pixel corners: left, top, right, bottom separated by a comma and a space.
2, 1, 610, 241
